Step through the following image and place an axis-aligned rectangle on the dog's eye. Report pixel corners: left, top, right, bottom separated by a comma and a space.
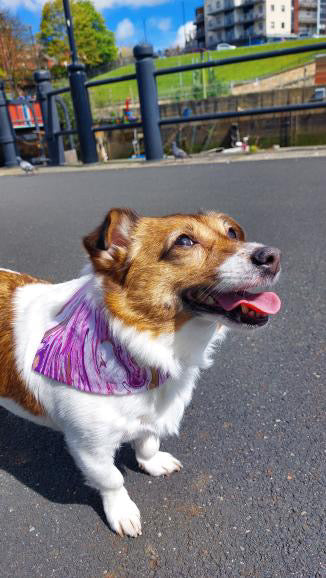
227, 227, 238, 240
175, 234, 195, 247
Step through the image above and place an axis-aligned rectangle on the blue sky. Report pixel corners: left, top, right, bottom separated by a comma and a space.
2, 0, 200, 51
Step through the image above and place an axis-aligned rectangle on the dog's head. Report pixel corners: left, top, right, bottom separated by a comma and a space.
83, 209, 281, 334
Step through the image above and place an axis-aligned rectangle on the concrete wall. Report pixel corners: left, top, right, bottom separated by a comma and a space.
97, 85, 326, 159
168, 109, 326, 149
232, 62, 316, 95
158, 84, 320, 118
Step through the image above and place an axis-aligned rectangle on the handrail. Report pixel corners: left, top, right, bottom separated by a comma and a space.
47, 86, 71, 97
56, 128, 78, 136
159, 101, 326, 126
27, 41, 326, 166
85, 73, 137, 89
92, 121, 142, 132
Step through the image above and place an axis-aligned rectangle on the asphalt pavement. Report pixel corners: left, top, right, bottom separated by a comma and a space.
0, 157, 325, 577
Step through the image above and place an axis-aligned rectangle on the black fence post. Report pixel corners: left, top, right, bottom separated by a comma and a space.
0, 81, 18, 167
34, 70, 65, 166
68, 62, 98, 164
134, 44, 163, 161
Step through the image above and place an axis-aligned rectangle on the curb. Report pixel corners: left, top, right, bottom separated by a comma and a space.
1, 146, 326, 177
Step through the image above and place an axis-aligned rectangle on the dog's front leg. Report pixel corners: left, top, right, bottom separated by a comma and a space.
65, 436, 142, 537
135, 434, 182, 477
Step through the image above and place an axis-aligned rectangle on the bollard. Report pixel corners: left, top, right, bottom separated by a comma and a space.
134, 45, 163, 161
34, 70, 65, 166
68, 62, 98, 164
0, 80, 18, 167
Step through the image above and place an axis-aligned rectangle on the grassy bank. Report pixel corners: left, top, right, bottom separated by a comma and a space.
87, 38, 326, 108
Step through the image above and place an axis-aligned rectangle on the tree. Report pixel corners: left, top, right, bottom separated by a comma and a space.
0, 10, 38, 89
39, 0, 117, 72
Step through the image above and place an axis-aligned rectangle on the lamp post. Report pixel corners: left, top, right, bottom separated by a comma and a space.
62, 0, 78, 64
0, 80, 18, 167
62, 0, 98, 163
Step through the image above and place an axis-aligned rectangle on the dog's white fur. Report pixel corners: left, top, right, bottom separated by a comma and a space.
0, 236, 278, 537
0, 268, 228, 537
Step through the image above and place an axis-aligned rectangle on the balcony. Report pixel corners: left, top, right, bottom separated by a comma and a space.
224, 0, 234, 12
253, 11, 265, 21
207, 0, 240, 15
213, 20, 225, 30
244, 11, 255, 23
233, 13, 246, 25
299, 12, 317, 23
207, 17, 224, 30
299, 0, 318, 8
207, 2, 224, 16
224, 17, 235, 28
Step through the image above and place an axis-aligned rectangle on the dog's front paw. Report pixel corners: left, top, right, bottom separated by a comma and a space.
102, 487, 142, 537
138, 451, 182, 477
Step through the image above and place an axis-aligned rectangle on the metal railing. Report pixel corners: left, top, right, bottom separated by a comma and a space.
1, 40, 326, 167
151, 41, 326, 136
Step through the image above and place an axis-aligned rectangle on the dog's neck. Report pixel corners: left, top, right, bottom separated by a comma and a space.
33, 276, 170, 394
31, 272, 226, 395
90, 273, 227, 378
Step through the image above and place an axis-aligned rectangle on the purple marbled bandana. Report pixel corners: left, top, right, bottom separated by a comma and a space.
32, 281, 169, 395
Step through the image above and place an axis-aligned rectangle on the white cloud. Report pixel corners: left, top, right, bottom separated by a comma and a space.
116, 18, 135, 41
0, 0, 169, 11
174, 21, 196, 48
0, 0, 45, 12
84, 0, 168, 8
148, 17, 171, 33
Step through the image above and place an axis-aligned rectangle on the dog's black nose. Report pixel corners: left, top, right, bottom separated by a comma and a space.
251, 246, 281, 274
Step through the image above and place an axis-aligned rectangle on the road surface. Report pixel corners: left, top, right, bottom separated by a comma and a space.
0, 157, 325, 577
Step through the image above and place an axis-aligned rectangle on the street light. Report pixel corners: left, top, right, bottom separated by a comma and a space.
62, 0, 78, 65
61, 0, 98, 163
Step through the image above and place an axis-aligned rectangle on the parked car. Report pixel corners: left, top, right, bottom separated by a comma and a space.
216, 42, 236, 50
310, 87, 326, 101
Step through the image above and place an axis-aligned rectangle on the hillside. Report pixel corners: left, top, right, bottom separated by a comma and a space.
88, 38, 326, 108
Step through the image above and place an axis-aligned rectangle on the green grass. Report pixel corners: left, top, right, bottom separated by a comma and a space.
87, 38, 326, 108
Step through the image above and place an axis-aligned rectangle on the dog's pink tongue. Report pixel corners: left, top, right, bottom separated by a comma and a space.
216, 291, 281, 314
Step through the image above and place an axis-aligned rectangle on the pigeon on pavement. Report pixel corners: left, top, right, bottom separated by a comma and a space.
18, 158, 36, 175
172, 141, 189, 159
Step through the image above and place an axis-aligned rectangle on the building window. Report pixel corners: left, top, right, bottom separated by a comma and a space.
281, 22, 285, 29
271, 4, 275, 11
271, 21, 275, 29
281, 4, 285, 11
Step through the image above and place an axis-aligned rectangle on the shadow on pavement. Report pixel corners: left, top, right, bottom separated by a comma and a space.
0, 407, 141, 527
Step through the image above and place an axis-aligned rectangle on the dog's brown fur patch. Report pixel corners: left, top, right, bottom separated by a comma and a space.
0, 270, 48, 416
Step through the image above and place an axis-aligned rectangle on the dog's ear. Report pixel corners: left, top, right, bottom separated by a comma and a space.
83, 208, 138, 279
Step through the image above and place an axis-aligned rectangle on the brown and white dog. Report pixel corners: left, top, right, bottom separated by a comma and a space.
0, 209, 281, 537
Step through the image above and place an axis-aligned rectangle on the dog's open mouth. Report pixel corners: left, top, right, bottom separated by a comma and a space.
182, 288, 281, 326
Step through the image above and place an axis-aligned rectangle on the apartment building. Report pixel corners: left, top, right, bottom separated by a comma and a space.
292, 0, 326, 36
203, 0, 292, 49
195, 6, 206, 48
